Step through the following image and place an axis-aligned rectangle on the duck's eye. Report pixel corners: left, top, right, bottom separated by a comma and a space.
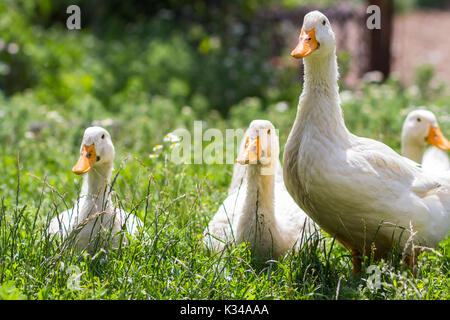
417, 118, 421, 122
322, 20, 326, 26
101, 134, 105, 139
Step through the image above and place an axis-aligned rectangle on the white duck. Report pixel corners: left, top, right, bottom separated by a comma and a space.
283, 11, 450, 273
48, 126, 143, 252
401, 109, 450, 173
204, 120, 313, 260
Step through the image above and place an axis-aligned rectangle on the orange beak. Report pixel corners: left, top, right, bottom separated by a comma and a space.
291, 28, 319, 59
427, 126, 450, 150
236, 136, 260, 165
72, 144, 97, 175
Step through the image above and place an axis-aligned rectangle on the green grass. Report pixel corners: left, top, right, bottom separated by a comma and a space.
0, 77, 449, 300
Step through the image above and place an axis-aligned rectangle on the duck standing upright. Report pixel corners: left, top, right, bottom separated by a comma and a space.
283, 11, 450, 273
48, 126, 143, 252
401, 109, 450, 173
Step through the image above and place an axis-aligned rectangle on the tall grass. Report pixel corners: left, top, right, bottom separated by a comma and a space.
0, 136, 448, 299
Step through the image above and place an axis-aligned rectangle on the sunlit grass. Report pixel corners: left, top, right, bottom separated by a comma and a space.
0, 133, 448, 299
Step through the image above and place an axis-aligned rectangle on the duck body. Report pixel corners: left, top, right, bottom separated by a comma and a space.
205, 120, 312, 259
285, 117, 450, 258
422, 146, 449, 173
284, 11, 450, 263
48, 127, 142, 252
206, 168, 311, 258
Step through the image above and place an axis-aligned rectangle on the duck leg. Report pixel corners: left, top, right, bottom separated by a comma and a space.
351, 248, 362, 275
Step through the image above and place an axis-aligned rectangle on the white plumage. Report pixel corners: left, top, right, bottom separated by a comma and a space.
401, 109, 449, 173
204, 120, 314, 259
283, 11, 450, 272
48, 126, 143, 252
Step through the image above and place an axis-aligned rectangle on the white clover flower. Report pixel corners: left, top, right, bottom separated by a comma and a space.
149, 153, 160, 159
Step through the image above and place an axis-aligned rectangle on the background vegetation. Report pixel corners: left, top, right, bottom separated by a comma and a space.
0, 0, 448, 299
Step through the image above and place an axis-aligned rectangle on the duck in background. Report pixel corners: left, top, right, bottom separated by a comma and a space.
401, 109, 450, 173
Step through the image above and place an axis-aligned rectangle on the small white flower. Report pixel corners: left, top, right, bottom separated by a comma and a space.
7, 43, 19, 55
275, 101, 289, 112
169, 142, 179, 149
181, 106, 192, 115
340, 90, 354, 103
47, 110, 64, 123
149, 153, 159, 159
25, 131, 35, 139
362, 70, 383, 83
406, 85, 420, 98
164, 132, 181, 143
153, 144, 163, 152
92, 118, 115, 127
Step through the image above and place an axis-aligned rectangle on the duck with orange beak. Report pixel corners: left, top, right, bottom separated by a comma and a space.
48, 126, 143, 252
204, 120, 314, 260
283, 10, 450, 275
402, 109, 450, 173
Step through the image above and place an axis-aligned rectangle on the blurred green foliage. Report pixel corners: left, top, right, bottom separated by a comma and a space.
0, 0, 307, 117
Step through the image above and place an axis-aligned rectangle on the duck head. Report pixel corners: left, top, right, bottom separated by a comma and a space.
402, 109, 450, 151
291, 10, 336, 59
72, 126, 115, 175
236, 120, 279, 174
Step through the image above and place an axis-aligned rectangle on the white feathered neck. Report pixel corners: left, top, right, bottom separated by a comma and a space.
242, 165, 275, 217
235, 164, 276, 246
78, 161, 114, 220
287, 50, 351, 155
401, 139, 424, 164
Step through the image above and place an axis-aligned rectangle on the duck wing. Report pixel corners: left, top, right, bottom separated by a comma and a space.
204, 184, 247, 251
48, 203, 81, 237
345, 136, 450, 245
